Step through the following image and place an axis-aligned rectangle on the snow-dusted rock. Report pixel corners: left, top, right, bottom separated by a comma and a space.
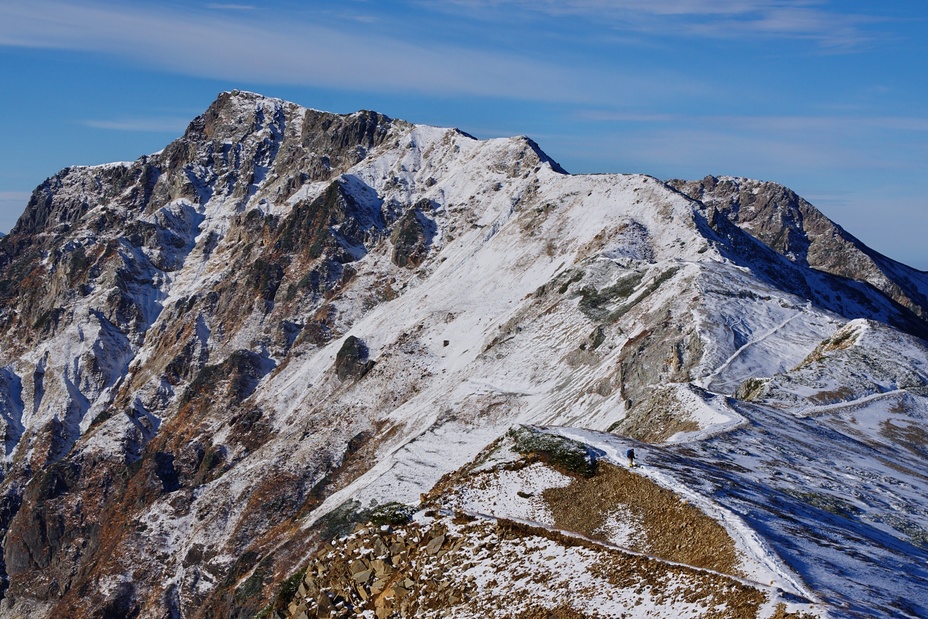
0, 91, 926, 618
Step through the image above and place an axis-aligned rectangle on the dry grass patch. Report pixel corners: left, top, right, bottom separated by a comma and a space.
770, 603, 818, 619
544, 462, 741, 576
515, 604, 604, 619
808, 386, 855, 405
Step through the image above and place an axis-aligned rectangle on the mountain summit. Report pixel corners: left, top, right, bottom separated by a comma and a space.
0, 91, 926, 618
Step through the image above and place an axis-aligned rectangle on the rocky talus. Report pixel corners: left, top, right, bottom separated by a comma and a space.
278, 510, 818, 619
283, 518, 472, 619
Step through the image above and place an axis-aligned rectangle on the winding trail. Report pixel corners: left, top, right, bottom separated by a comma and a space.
699, 310, 804, 393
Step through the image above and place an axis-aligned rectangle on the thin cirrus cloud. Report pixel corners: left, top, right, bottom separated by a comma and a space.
555, 126, 874, 173
565, 112, 928, 177
546, 109, 927, 192
618, 127, 887, 172
82, 117, 192, 133
439, 0, 880, 48
0, 0, 596, 102
574, 110, 928, 134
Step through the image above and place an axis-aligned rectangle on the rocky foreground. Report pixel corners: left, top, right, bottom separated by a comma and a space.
274, 429, 819, 619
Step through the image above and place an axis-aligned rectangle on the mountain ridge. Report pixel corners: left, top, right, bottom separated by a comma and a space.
0, 91, 925, 618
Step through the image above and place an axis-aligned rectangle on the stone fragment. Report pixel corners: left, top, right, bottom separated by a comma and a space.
351, 569, 372, 584
349, 559, 368, 574
371, 558, 391, 577
425, 534, 445, 555
371, 577, 390, 595
316, 593, 335, 619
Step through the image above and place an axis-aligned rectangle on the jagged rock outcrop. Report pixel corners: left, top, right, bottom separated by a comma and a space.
669, 175, 928, 319
390, 200, 436, 269
335, 336, 374, 381
0, 91, 925, 618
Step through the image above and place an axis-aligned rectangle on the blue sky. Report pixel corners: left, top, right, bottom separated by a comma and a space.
1, 1, 926, 267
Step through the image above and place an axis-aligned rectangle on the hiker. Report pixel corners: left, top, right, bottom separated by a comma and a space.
626, 448, 635, 468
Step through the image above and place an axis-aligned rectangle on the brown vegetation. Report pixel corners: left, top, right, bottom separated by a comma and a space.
544, 461, 741, 576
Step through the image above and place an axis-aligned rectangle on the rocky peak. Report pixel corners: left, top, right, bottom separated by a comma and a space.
670, 175, 813, 262
512, 135, 567, 175
152, 91, 411, 210
670, 175, 928, 318
181, 90, 401, 172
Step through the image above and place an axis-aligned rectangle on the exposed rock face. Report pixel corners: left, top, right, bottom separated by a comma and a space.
669, 175, 928, 319
335, 336, 374, 381
390, 200, 436, 269
0, 91, 925, 618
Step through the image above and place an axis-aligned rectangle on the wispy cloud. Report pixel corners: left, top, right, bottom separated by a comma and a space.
438, 0, 883, 49
726, 115, 928, 133
206, 3, 256, 9
549, 107, 928, 187
443, 0, 781, 17
0, 191, 31, 203
82, 117, 192, 133
574, 110, 685, 123
0, 0, 606, 102
574, 111, 928, 133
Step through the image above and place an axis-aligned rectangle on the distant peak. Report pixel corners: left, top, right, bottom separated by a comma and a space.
200, 92, 568, 174
516, 135, 568, 174
221, 89, 279, 104
208, 89, 289, 114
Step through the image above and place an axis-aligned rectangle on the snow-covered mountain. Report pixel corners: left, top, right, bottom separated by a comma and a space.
0, 91, 926, 618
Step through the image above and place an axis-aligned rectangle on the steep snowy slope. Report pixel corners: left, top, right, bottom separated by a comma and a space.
0, 91, 925, 618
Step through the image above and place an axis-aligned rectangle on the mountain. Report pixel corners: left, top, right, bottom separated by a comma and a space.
0, 90, 926, 618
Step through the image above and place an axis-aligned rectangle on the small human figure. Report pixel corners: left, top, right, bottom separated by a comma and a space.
626, 448, 635, 468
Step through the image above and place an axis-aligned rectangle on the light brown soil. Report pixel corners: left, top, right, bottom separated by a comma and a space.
544, 461, 741, 576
